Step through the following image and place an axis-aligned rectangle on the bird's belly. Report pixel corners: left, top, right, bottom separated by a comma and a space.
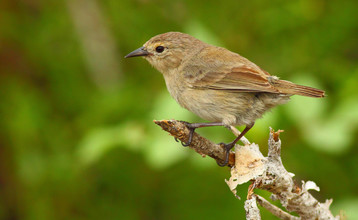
177, 89, 271, 126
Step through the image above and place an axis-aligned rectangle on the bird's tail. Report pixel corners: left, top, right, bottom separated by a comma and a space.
275, 80, 325, 98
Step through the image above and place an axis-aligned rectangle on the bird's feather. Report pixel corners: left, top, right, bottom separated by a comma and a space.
185, 46, 325, 97
201, 67, 280, 93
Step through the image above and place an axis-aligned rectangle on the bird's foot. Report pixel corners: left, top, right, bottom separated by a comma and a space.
216, 142, 236, 167
172, 122, 196, 147
181, 122, 196, 147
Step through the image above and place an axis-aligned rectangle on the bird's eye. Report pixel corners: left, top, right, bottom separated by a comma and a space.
155, 46, 165, 53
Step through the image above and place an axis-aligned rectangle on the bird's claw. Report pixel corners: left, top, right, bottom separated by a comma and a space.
174, 137, 189, 146
182, 125, 196, 147
181, 141, 190, 147
216, 142, 235, 167
173, 122, 196, 147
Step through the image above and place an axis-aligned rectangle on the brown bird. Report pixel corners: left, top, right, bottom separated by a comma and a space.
125, 32, 325, 166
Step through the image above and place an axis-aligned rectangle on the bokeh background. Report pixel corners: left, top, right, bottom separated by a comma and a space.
1, 0, 358, 219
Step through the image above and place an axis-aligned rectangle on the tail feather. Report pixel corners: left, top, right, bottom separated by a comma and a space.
275, 80, 325, 98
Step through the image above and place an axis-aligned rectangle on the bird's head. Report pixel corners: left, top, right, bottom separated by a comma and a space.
125, 32, 205, 74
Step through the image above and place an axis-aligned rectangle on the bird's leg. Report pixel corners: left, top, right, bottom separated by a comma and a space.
179, 122, 224, 147
217, 124, 254, 167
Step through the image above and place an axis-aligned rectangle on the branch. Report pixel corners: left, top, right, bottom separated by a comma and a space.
154, 119, 340, 220
154, 120, 235, 167
245, 196, 261, 220
252, 128, 339, 219
254, 194, 299, 220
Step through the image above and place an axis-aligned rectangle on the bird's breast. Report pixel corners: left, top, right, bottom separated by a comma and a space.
163, 73, 186, 106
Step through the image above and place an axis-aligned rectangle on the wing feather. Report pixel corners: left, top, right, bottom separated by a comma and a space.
184, 46, 324, 97
190, 66, 280, 93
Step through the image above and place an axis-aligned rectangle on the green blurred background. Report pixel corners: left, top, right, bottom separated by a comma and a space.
1, 0, 358, 219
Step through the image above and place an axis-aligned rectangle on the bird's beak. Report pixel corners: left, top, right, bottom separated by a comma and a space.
125, 47, 149, 58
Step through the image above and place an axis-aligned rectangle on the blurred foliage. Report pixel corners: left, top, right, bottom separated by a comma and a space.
0, 0, 357, 219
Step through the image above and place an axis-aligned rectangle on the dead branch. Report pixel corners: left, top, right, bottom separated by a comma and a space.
154, 120, 235, 167
154, 119, 340, 220
245, 196, 261, 220
255, 194, 300, 220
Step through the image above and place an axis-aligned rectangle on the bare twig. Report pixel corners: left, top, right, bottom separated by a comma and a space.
245, 196, 261, 220
254, 194, 300, 220
154, 120, 235, 167
154, 119, 340, 220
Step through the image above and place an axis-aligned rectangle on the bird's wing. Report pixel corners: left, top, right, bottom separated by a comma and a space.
197, 67, 280, 93
185, 47, 280, 93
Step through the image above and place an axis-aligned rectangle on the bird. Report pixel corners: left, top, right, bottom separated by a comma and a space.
125, 32, 325, 166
